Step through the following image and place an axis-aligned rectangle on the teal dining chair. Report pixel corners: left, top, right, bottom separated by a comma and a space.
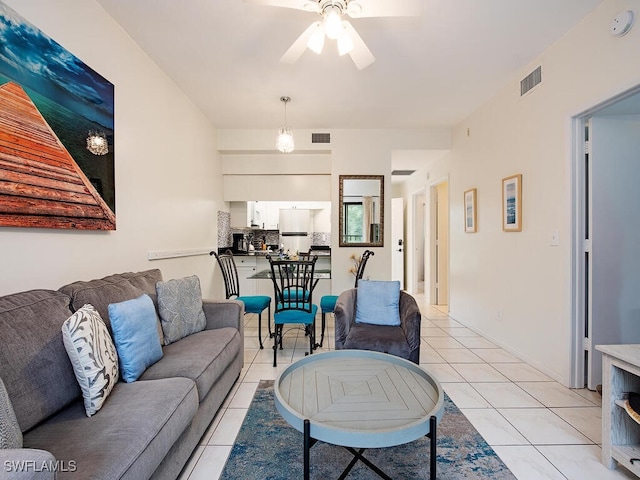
267, 254, 318, 367
316, 249, 374, 348
211, 250, 272, 349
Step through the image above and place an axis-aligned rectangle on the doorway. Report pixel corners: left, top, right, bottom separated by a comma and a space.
428, 180, 449, 307
412, 190, 426, 294
572, 85, 640, 389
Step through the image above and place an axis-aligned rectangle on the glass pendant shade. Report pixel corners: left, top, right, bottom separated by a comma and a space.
324, 7, 343, 39
276, 126, 294, 153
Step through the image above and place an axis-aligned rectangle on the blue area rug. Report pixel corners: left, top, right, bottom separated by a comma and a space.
220, 380, 516, 479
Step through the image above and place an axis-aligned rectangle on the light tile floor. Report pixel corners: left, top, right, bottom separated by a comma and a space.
178, 295, 636, 480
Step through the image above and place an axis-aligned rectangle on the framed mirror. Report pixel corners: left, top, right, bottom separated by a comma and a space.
339, 175, 384, 247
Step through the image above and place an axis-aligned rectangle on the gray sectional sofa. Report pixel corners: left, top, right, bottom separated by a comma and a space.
0, 269, 244, 480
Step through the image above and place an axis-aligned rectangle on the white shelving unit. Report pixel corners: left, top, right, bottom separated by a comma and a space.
597, 344, 640, 477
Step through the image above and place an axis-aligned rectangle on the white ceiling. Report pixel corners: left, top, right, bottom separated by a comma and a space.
96, 0, 603, 132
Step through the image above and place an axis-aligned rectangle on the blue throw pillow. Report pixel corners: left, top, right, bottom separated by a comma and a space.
355, 280, 401, 326
108, 294, 163, 383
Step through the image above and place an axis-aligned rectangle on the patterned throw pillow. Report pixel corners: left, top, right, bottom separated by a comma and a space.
0, 377, 22, 449
156, 275, 206, 345
62, 304, 119, 417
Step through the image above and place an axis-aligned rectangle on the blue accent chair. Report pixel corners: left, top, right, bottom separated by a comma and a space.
211, 250, 272, 349
267, 255, 318, 367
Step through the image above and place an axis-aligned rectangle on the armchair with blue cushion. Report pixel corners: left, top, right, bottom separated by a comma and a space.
334, 280, 421, 364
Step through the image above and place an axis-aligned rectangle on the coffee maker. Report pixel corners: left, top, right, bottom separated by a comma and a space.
232, 233, 248, 253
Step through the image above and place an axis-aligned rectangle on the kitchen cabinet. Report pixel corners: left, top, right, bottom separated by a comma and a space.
249, 202, 280, 229
235, 256, 257, 296
598, 344, 640, 478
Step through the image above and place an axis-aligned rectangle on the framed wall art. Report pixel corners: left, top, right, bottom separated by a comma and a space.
464, 188, 477, 233
0, 2, 115, 230
502, 174, 522, 232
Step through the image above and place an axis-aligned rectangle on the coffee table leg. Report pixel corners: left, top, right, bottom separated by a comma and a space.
430, 415, 437, 480
304, 419, 311, 480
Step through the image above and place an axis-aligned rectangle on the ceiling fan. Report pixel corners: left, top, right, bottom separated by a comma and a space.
244, 0, 422, 70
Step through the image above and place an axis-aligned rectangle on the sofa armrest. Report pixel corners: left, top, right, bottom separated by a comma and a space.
334, 289, 357, 349
399, 291, 421, 351
202, 299, 244, 332
1, 449, 58, 480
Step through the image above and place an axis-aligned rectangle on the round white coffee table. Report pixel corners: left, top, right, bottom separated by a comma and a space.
274, 350, 444, 479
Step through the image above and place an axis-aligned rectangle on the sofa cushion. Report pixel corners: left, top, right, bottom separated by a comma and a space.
355, 280, 401, 326
140, 327, 241, 401
0, 377, 22, 448
61, 304, 119, 416
59, 270, 163, 332
109, 294, 163, 383
23, 377, 198, 480
343, 323, 411, 360
156, 275, 206, 345
0, 289, 80, 431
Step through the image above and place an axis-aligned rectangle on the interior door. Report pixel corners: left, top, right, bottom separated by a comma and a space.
391, 197, 405, 288
587, 115, 640, 389
435, 182, 449, 305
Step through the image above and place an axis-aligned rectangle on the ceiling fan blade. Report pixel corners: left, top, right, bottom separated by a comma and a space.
343, 21, 375, 70
243, 0, 320, 13
346, 0, 422, 18
281, 22, 322, 64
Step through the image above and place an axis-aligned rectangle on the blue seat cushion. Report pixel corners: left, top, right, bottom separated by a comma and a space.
237, 295, 270, 314
320, 295, 338, 313
274, 304, 317, 325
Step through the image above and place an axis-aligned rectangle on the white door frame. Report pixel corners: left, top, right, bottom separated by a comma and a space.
411, 189, 426, 295
570, 84, 640, 388
425, 174, 449, 306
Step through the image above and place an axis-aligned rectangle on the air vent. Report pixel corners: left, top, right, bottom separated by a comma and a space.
521, 66, 542, 96
391, 170, 416, 176
311, 132, 330, 144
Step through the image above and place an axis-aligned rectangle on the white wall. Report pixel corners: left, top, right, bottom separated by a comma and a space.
0, 0, 224, 297
218, 128, 451, 294
446, 0, 640, 385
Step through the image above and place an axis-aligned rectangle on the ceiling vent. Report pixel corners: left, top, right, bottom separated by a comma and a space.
311, 132, 330, 144
521, 66, 542, 96
391, 170, 416, 176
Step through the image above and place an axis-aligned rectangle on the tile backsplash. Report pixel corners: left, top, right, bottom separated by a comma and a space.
219, 209, 331, 250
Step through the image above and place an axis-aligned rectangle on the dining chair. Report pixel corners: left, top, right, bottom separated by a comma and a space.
211, 250, 272, 349
267, 254, 318, 367
316, 249, 374, 348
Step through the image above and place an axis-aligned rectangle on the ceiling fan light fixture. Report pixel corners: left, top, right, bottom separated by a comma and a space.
337, 27, 353, 55
276, 96, 294, 154
323, 6, 343, 39
307, 22, 325, 54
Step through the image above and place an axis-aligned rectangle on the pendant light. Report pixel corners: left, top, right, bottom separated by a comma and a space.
276, 96, 294, 153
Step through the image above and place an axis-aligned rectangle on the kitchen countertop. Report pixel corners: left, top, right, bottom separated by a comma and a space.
248, 269, 331, 279
232, 251, 331, 257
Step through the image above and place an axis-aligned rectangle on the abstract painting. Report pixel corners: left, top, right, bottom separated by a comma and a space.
0, 1, 115, 230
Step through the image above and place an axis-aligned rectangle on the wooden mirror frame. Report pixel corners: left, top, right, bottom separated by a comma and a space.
338, 174, 384, 247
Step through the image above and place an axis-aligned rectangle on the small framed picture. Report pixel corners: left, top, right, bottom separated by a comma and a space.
464, 188, 477, 233
502, 174, 522, 232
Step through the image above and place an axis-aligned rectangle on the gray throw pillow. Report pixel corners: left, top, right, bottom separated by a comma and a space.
156, 276, 206, 345
0, 377, 22, 449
